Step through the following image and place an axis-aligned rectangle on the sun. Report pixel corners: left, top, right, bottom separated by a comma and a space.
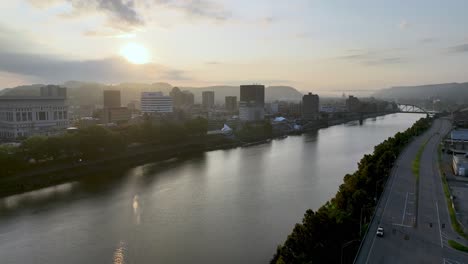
120, 43, 150, 64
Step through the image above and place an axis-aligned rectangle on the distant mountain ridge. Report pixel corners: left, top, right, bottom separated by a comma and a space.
373, 82, 468, 104
0, 82, 304, 105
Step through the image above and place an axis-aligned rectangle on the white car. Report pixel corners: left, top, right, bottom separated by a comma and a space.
376, 227, 384, 237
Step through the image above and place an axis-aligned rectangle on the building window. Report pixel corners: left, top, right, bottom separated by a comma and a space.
16, 112, 21, 122
58, 111, 63, 119
38, 111, 46, 121
28, 112, 32, 121
22, 112, 27, 121
63, 111, 67, 119
54, 111, 57, 120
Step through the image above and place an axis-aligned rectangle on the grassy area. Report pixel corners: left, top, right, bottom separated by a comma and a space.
448, 240, 468, 253
437, 145, 468, 240
411, 138, 429, 227
412, 139, 429, 181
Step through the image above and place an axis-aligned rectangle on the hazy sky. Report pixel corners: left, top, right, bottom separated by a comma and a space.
1, 0, 468, 92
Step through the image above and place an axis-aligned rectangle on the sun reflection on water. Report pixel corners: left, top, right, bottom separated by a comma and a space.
113, 241, 126, 264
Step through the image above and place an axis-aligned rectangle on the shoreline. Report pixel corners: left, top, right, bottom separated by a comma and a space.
0, 112, 396, 199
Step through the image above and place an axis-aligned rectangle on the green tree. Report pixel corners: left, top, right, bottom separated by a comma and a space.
20, 136, 48, 160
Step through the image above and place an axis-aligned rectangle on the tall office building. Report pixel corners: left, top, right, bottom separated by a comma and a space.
103, 90, 121, 108
141, 92, 173, 113
0, 87, 69, 139
302, 92, 320, 120
202, 91, 215, 109
346, 95, 361, 112
239, 85, 265, 121
240, 85, 265, 106
225, 96, 237, 112
170, 87, 194, 108
100, 107, 131, 124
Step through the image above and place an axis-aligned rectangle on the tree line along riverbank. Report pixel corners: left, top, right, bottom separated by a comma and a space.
270, 117, 432, 264
0, 116, 285, 198
0, 112, 393, 198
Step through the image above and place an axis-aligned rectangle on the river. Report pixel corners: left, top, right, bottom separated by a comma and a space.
0, 113, 424, 264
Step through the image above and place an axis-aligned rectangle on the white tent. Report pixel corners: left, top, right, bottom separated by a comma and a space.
221, 124, 233, 134
273, 116, 287, 122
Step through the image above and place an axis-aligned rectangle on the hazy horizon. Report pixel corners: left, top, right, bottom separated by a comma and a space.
3, 79, 468, 98
1, 1, 468, 92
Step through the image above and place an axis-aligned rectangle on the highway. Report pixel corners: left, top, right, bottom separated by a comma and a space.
355, 118, 468, 264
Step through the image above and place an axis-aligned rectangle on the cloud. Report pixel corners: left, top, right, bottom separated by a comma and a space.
420, 38, 436, 44
161, 69, 192, 80
263, 16, 276, 23
97, 0, 143, 26
164, 0, 231, 21
0, 51, 192, 83
83, 30, 136, 38
30, 0, 144, 31
0, 23, 191, 83
399, 20, 410, 29
364, 57, 405, 65
448, 43, 468, 53
0, 24, 49, 53
338, 53, 371, 61
28, 0, 231, 31
337, 50, 405, 66
295, 32, 312, 39
28, 0, 61, 8
205, 61, 221, 65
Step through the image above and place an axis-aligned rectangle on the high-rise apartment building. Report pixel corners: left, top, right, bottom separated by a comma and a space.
202, 91, 215, 109
170, 87, 194, 108
346, 95, 361, 112
225, 96, 237, 112
103, 90, 121, 108
302, 92, 320, 120
239, 85, 265, 121
240, 85, 265, 106
141, 92, 173, 113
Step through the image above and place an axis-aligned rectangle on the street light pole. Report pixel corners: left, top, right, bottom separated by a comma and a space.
360, 207, 364, 236
341, 239, 361, 264
374, 178, 385, 203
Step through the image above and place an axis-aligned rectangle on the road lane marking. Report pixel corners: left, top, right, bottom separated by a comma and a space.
365, 164, 400, 263
392, 223, 412, 228
402, 192, 409, 224
436, 200, 443, 247
443, 258, 463, 264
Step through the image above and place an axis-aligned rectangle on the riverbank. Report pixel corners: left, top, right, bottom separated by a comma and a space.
0, 136, 238, 198
0, 112, 395, 199
301, 112, 394, 132
271, 116, 432, 263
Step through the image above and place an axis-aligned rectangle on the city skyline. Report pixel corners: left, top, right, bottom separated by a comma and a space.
1, 0, 468, 92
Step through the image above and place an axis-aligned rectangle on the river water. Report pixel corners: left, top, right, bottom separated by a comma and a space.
0, 113, 424, 264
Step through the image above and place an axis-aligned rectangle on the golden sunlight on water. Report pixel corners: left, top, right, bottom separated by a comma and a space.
113, 241, 126, 264
133, 195, 141, 225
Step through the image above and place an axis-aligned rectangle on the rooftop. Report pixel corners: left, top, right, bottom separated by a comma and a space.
0, 96, 66, 101
454, 154, 468, 164
451, 129, 468, 141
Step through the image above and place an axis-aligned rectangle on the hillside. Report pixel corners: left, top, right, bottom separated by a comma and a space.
374, 82, 468, 104
0, 82, 303, 105
181, 85, 303, 103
